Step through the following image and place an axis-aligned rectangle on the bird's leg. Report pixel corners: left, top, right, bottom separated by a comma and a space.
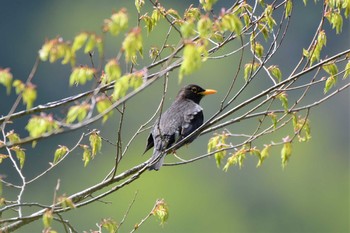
172, 150, 187, 162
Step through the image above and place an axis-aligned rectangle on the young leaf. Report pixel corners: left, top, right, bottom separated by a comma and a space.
152, 199, 169, 225
96, 96, 113, 123
104, 9, 129, 36
22, 83, 37, 110
11, 146, 26, 169
72, 32, 88, 52
43, 209, 53, 228
0, 154, 9, 164
0, 68, 13, 95
66, 104, 90, 124
322, 62, 338, 76
223, 154, 238, 172
180, 19, 196, 39
25, 114, 60, 138
268, 113, 277, 129
199, 0, 218, 11
81, 145, 91, 167
244, 62, 259, 81
104, 59, 122, 83
69, 66, 95, 86
285, 0, 293, 18
197, 16, 212, 39
277, 92, 288, 111
135, 0, 145, 13
112, 75, 129, 100
324, 76, 337, 93
257, 145, 270, 167
281, 140, 292, 169
89, 132, 102, 157
252, 42, 264, 58
13, 79, 25, 94
179, 43, 202, 82
344, 61, 350, 79
221, 13, 243, 35
53, 145, 68, 164
57, 195, 76, 209
6, 130, 20, 143
268, 65, 282, 82
101, 218, 118, 233
122, 27, 143, 64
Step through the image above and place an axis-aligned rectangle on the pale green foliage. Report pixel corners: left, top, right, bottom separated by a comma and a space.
89, 132, 102, 157
6, 130, 20, 143
0, 68, 13, 94
53, 145, 68, 164
103, 8, 128, 36
13, 79, 25, 94
277, 92, 288, 111
344, 61, 350, 79
22, 83, 37, 110
135, 0, 145, 13
179, 43, 202, 81
42, 210, 53, 229
57, 195, 76, 209
268, 65, 282, 82
72, 32, 88, 52
199, 0, 218, 11
197, 16, 213, 39
69, 67, 95, 86
96, 96, 113, 123
81, 144, 91, 167
223, 147, 246, 171
285, 0, 293, 18
103, 59, 122, 84
281, 140, 292, 169
152, 199, 169, 225
207, 133, 229, 167
101, 218, 118, 233
10, 146, 25, 169
112, 72, 144, 100
122, 27, 143, 64
323, 62, 338, 93
66, 103, 90, 124
220, 13, 243, 35
257, 145, 270, 167
244, 62, 260, 81
25, 114, 60, 138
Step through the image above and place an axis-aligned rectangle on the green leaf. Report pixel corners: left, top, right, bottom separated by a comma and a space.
152, 199, 169, 225
208, 134, 229, 168
285, 0, 293, 18
25, 114, 60, 138
53, 145, 68, 164
252, 42, 264, 58
257, 145, 270, 167
244, 62, 259, 81
179, 43, 202, 82
264, 5, 276, 29
69, 67, 95, 86
57, 195, 76, 209
104, 59, 122, 83
281, 141, 292, 169
324, 75, 337, 93
38, 39, 55, 62
84, 34, 97, 53
11, 146, 26, 169
277, 92, 288, 111
221, 13, 243, 35
343, 61, 350, 79
197, 16, 212, 39
135, 0, 144, 13
101, 218, 118, 233
322, 62, 338, 76
104, 9, 129, 36
66, 103, 90, 124
22, 83, 37, 110
96, 96, 113, 123
180, 19, 195, 39
268, 113, 277, 129
13, 79, 25, 94
0, 68, 13, 95
89, 132, 102, 157
0, 154, 9, 164
43, 209, 53, 228
6, 130, 20, 143
81, 145, 91, 167
122, 27, 143, 64
72, 32, 88, 52
112, 75, 129, 100
268, 65, 282, 82
199, 0, 218, 11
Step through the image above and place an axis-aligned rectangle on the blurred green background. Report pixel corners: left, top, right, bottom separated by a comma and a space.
0, 1, 349, 232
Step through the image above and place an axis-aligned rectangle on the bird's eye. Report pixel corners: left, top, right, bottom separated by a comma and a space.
191, 87, 197, 93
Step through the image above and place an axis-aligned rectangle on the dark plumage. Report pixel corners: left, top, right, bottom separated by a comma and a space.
144, 84, 217, 170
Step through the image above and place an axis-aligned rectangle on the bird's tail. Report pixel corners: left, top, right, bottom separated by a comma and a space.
148, 150, 165, 171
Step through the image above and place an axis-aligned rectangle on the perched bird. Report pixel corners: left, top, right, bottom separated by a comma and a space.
144, 84, 217, 170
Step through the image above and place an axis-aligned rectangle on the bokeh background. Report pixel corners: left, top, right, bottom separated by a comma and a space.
0, 1, 349, 232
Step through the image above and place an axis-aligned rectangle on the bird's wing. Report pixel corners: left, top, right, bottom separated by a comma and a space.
180, 101, 203, 141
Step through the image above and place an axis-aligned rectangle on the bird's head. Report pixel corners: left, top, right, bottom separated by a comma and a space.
178, 84, 217, 104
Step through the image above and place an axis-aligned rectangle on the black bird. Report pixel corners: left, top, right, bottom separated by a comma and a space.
144, 84, 217, 170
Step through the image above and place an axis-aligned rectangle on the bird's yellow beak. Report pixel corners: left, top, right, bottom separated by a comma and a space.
200, 89, 217, 96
